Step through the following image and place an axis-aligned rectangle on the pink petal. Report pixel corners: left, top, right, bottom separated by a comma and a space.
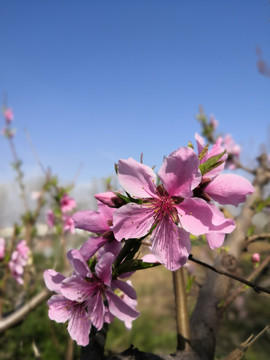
44, 269, 66, 293
88, 292, 105, 330
67, 249, 91, 277
72, 210, 109, 233
159, 147, 201, 197
195, 132, 205, 155
112, 279, 137, 300
47, 295, 73, 323
106, 289, 140, 322
206, 232, 226, 250
79, 236, 108, 261
61, 275, 94, 302
151, 218, 191, 271
205, 174, 254, 205
177, 198, 214, 235
95, 253, 114, 286
67, 306, 91, 346
118, 158, 157, 198
113, 203, 154, 241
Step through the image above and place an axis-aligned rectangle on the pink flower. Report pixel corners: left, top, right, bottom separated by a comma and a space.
73, 201, 122, 260
61, 250, 139, 332
44, 269, 91, 346
63, 215, 75, 234
222, 134, 241, 169
252, 253, 260, 264
113, 147, 233, 270
195, 133, 253, 206
9, 240, 29, 285
60, 194, 76, 213
0, 237, 5, 260
4, 108, 14, 123
194, 133, 254, 248
47, 210, 55, 228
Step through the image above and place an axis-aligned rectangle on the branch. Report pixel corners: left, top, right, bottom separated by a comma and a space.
188, 254, 270, 295
0, 288, 51, 333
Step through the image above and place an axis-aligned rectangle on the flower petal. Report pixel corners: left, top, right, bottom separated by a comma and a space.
151, 218, 191, 271
206, 232, 226, 250
177, 198, 214, 235
67, 249, 91, 277
67, 305, 91, 346
113, 203, 154, 241
106, 289, 140, 322
47, 295, 72, 323
205, 174, 254, 205
88, 292, 105, 330
95, 253, 114, 286
159, 147, 201, 197
118, 158, 157, 198
72, 210, 109, 233
112, 279, 137, 300
44, 269, 65, 293
79, 236, 108, 261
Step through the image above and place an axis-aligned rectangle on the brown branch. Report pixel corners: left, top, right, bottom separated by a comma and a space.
0, 288, 51, 333
246, 233, 270, 246
173, 268, 190, 351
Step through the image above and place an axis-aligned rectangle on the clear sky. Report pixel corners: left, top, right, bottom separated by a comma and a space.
1, 0, 270, 184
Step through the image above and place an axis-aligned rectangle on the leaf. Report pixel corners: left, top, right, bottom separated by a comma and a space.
198, 144, 209, 161
199, 150, 226, 176
114, 259, 160, 277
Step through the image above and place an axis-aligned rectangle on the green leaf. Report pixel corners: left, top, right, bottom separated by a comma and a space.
198, 144, 209, 161
114, 259, 160, 277
199, 150, 226, 176
115, 192, 131, 204
187, 141, 194, 149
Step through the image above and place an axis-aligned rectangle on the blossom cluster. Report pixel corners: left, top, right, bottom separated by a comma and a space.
44, 134, 254, 346
0, 238, 30, 285
47, 193, 76, 234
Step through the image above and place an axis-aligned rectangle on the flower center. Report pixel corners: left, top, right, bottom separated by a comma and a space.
152, 185, 179, 224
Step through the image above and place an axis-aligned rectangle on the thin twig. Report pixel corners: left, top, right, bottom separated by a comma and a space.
246, 233, 270, 246
222, 254, 270, 311
188, 254, 270, 295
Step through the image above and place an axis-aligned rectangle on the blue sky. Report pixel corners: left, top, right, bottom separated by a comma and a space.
1, 0, 270, 184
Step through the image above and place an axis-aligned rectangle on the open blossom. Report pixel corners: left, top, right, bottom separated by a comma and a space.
9, 240, 29, 285
113, 147, 234, 271
194, 133, 254, 248
62, 250, 139, 331
60, 194, 76, 213
44, 250, 139, 345
44, 269, 91, 346
0, 238, 5, 259
73, 199, 122, 260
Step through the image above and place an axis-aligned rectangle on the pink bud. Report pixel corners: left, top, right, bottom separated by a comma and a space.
4, 108, 14, 123
252, 253, 260, 264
